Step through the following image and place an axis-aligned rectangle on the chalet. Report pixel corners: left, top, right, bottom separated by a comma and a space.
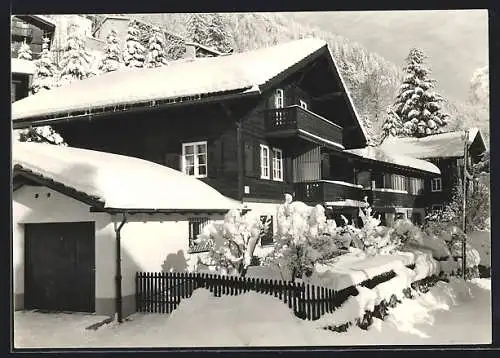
11, 15, 56, 102
12, 39, 441, 239
380, 128, 488, 212
13, 141, 239, 318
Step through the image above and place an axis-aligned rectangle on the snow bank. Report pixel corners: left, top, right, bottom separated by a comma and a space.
413, 251, 440, 281
310, 250, 415, 290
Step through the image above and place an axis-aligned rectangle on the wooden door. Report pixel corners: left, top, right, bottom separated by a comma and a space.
24, 222, 95, 312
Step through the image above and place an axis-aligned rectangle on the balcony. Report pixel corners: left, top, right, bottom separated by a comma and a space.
11, 26, 33, 39
264, 105, 343, 148
365, 188, 427, 210
294, 180, 364, 205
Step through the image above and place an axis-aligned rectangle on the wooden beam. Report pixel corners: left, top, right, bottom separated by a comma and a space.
296, 62, 318, 86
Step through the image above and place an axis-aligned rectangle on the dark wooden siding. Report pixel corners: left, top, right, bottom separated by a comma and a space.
367, 190, 427, 209
54, 103, 240, 199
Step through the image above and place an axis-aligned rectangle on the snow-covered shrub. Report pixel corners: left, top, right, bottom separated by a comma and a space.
17, 40, 32, 60
31, 37, 58, 94
263, 194, 342, 281
15, 126, 67, 146
58, 23, 93, 86
98, 29, 123, 73
194, 209, 265, 277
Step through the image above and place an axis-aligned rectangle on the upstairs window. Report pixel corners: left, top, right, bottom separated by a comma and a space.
431, 177, 442, 192
182, 141, 207, 178
274, 89, 284, 109
299, 99, 308, 110
391, 174, 407, 191
272, 148, 283, 181
260, 144, 270, 179
409, 177, 425, 195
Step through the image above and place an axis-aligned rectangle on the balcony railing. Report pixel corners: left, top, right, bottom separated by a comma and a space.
264, 105, 343, 147
294, 180, 364, 204
365, 188, 427, 209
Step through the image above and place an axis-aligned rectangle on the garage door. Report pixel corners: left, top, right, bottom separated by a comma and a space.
24, 222, 95, 313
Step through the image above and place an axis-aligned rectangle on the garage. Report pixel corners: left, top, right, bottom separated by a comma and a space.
24, 222, 95, 313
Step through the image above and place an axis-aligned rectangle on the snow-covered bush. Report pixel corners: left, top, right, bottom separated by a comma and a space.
58, 24, 93, 86
17, 40, 32, 60
263, 194, 342, 281
15, 126, 67, 146
194, 209, 265, 277
146, 26, 168, 68
31, 37, 58, 94
98, 29, 123, 73
124, 21, 146, 68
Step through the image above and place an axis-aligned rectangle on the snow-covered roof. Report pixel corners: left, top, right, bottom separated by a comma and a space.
379, 128, 485, 159
11, 58, 35, 75
344, 146, 441, 175
11, 39, 348, 122
31, 15, 56, 27
13, 141, 241, 212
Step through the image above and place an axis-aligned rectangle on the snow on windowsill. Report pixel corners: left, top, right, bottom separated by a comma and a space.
372, 188, 408, 194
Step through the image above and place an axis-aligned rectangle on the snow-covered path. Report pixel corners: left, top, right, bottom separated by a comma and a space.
14, 278, 491, 348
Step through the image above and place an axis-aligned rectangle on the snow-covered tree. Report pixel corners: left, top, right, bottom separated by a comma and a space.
124, 21, 146, 68
186, 13, 210, 46
98, 29, 123, 73
380, 107, 404, 141
31, 37, 58, 94
469, 65, 489, 106
384, 48, 449, 138
15, 125, 67, 146
194, 209, 265, 277
206, 13, 233, 53
57, 24, 93, 87
165, 34, 186, 61
17, 40, 32, 60
263, 194, 340, 281
146, 26, 168, 68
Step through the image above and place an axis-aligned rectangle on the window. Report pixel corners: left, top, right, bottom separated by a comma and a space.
260, 144, 270, 179
391, 174, 407, 191
188, 217, 210, 249
299, 99, 308, 110
409, 177, 425, 195
431, 177, 442, 192
182, 141, 207, 178
260, 216, 274, 246
274, 89, 284, 108
272, 148, 283, 181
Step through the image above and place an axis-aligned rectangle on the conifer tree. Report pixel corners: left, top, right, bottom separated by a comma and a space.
58, 24, 92, 87
165, 34, 186, 61
146, 26, 168, 67
206, 13, 233, 53
17, 40, 32, 60
186, 13, 211, 46
124, 21, 146, 68
31, 37, 57, 94
98, 29, 123, 72
384, 48, 449, 138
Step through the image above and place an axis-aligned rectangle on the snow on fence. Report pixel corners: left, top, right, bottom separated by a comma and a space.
135, 269, 408, 321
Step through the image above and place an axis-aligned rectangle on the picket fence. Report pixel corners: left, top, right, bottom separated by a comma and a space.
135, 270, 398, 321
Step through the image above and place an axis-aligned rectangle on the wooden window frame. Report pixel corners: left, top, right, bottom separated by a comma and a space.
182, 141, 208, 178
431, 177, 442, 192
274, 88, 284, 109
271, 147, 283, 182
188, 217, 210, 249
260, 144, 270, 180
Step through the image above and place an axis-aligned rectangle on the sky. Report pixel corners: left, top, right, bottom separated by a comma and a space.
291, 10, 489, 102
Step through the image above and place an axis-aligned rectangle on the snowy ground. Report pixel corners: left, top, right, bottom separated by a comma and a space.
14, 278, 491, 348
467, 231, 491, 267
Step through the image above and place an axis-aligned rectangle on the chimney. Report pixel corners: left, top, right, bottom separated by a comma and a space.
184, 41, 196, 59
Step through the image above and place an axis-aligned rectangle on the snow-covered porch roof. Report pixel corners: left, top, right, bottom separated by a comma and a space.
344, 146, 441, 175
379, 128, 486, 159
12, 141, 241, 214
12, 58, 35, 75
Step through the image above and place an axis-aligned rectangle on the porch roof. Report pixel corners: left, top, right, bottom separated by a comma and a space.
13, 141, 241, 212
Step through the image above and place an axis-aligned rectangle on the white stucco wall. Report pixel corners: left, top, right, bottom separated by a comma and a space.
12, 185, 222, 312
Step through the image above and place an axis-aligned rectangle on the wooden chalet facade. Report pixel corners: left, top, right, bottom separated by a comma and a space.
12, 39, 441, 233
380, 129, 488, 212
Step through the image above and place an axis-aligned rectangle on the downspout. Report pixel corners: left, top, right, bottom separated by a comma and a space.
114, 212, 127, 323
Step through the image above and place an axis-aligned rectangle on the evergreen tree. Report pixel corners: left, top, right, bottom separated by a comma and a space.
146, 26, 168, 67
385, 48, 449, 138
206, 13, 233, 53
58, 24, 92, 87
165, 34, 186, 61
98, 29, 123, 73
31, 37, 57, 94
186, 13, 211, 46
17, 40, 32, 60
124, 21, 146, 68
380, 107, 403, 140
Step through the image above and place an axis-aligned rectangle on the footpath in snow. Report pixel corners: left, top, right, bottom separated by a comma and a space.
14, 278, 491, 348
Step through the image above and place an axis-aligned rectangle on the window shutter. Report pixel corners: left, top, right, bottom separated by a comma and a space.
165, 153, 181, 171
